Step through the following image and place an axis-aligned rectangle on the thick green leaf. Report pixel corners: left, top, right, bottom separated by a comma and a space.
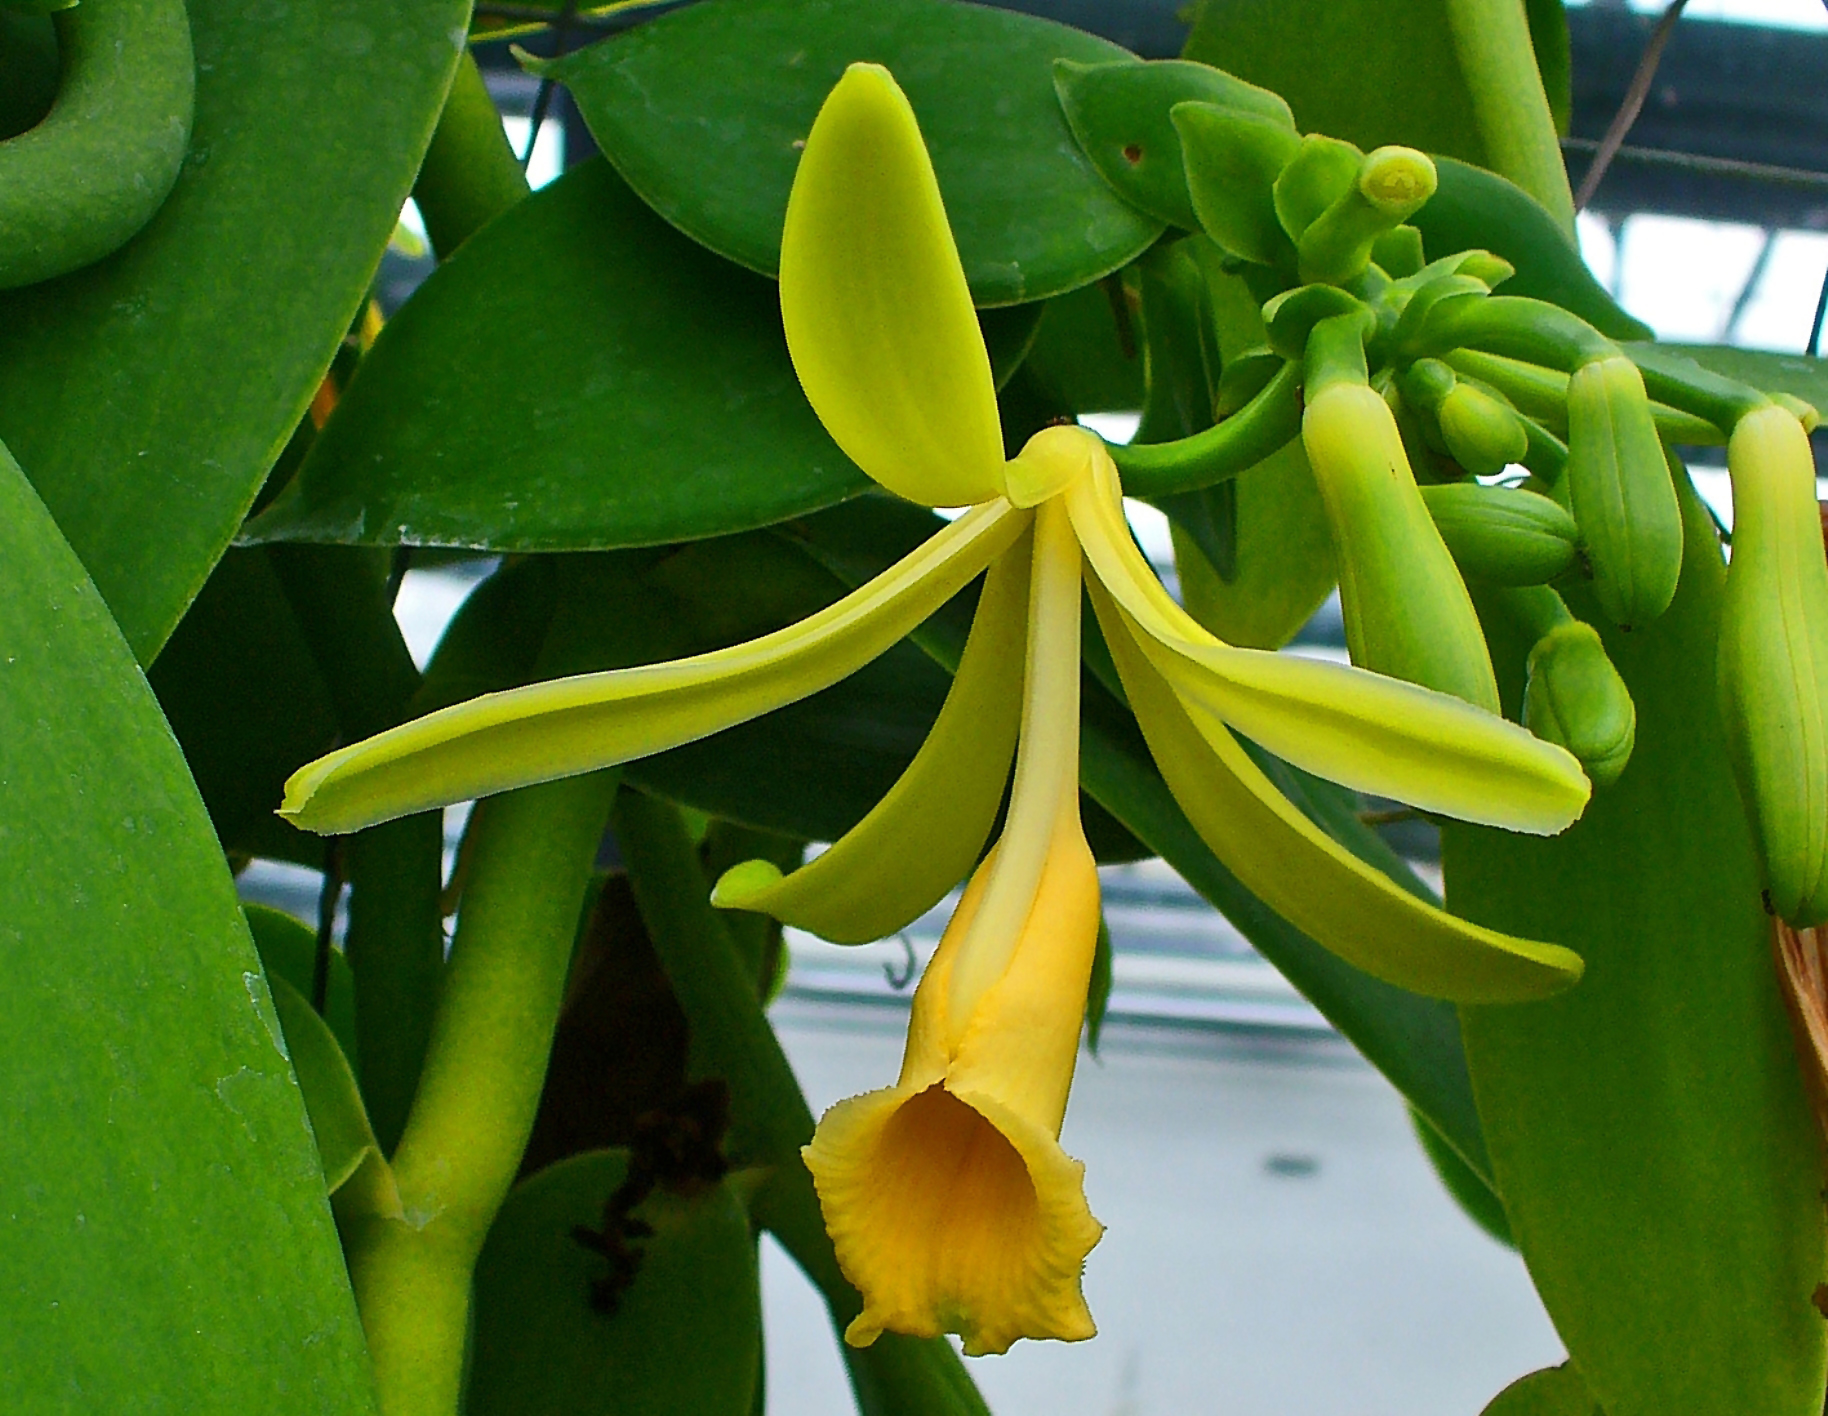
244, 903, 359, 1071
247, 162, 870, 551
1525, 0, 1572, 138
1174, 439, 1335, 649
1416, 158, 1650, 342
0, 9, 57, 140
268, 975, 382, 1196
1053, 57, 1293, 232
0, 0, 468, 662
1446, 479, 1827, 1416
0, 441, 374, 1409
469, 1149, 760, 1416
1411, 1106, 1513, 1248
1483, 1364, 1603, 1416
1020, 277, 1144, 414
148, 547, 337, 868
548, 0, 1162, 307
1630, 342, 1828, 414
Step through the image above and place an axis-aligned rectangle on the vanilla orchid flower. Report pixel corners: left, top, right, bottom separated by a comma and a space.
278, 62, 1591, 1357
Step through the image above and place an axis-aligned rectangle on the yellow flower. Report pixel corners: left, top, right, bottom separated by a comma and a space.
278, 61, 1594, 1357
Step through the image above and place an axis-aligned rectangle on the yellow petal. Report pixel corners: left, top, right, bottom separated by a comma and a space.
805, 810, 1103, 1357
779, 63, 1005, 508
1089, 579, 1583, 1003
711, 533, 1029, 943
280, 501, 1027, 835
1063, 444, 1590, 834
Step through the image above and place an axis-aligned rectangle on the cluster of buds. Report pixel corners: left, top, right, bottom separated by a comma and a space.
1058, 56, 1828, 924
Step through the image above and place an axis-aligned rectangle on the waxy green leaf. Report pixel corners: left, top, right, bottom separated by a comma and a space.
1482, 1364, 1603, 1416
1054, 58, 1293, 232
547, 0, 1162, 306
469, 1150, 761, 1416
0, 0, 469, 662
1630, 342, 1828, 417
249, 164, 1034, 553
148, 548, 338, 869
244, 903, 358, 1071
0, 440, 375, 1410
1415, 159, 1649, 342
1448, 479, 1827, 1416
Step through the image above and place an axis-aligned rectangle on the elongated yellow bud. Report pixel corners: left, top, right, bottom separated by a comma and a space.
1565, 355, 1683, 630
1718, 405, 1828, 925
1302, 379, 1500, 712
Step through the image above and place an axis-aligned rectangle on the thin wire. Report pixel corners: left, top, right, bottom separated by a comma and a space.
1574, 0, 1690, 213
1808, 262, 1828, 358
1561, 137, 1828, 192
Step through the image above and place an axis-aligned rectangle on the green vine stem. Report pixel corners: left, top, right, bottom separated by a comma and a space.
268, 544, 445, 1154
1442, 0, 1575, 237
612, 789, 991, 1416
344, 769, 620, 1416
411, 49, 530, 260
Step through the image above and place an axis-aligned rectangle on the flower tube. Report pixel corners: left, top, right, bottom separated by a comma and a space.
803, 499, 1103, 1356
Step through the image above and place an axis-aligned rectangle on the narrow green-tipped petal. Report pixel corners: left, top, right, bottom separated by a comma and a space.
779, 63, 1004, 508
1065, 448, 1589, 834
712, 536, 1029, 943
281, 502, 1029, 835
1089, 581, 1582, 1003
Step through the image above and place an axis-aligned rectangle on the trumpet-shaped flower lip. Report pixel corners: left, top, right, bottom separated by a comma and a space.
805, 811, 1104, 1357
779, 62, 1005, 509
711, 533, 1030, 944
1062, 432, 1590, 835
278, 500, 1026, 836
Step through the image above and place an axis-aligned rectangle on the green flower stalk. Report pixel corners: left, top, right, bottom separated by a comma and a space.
280, 62, 1593, 1356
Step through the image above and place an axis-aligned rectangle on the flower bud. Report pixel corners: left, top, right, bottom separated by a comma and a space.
1565, 355, 1682, 630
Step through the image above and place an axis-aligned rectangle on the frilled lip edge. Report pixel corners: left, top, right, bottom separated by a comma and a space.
803, 1078, 1103, 1357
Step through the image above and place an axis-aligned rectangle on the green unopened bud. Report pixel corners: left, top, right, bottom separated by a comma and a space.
1565, 355, 1683, 630
1718, 405, 1828, 925
1455, 252, 1516, 289
1174, 102, 1301, 266
1523, 617, 1636, 788
1371, 224, 1425, 278
1437, 382, 1529, 476
1397, 358, 1457, 414
1420, 482, 1579, 586
1302, 337, 1500, 711
1297, 146, 1438, 286
1272, 134, 1362, 245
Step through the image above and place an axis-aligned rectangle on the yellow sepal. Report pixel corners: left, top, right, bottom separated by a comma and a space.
779, 63, 1005, 508
280, 502, 1027, 835
712, 534, 1029, 943
1063, 443, 1590, 835
1089, 580, 1584, 1003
